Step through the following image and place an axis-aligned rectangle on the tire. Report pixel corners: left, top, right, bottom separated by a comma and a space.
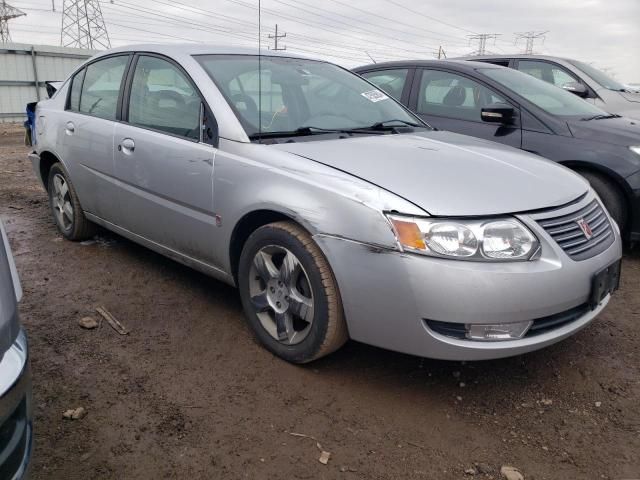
578, 171, 627, 231
238, 221, 348, 363
47, 163, 96, 241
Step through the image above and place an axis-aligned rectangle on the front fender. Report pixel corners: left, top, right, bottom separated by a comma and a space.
213, 139, 426, 273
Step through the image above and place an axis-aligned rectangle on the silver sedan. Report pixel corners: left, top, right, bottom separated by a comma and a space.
28, 44, 622, 363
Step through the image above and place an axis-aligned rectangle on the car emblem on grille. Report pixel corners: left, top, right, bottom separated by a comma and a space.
576, 218, 593, 240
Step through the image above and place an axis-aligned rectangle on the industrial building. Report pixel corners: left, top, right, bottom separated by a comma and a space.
0, 42, 96, 123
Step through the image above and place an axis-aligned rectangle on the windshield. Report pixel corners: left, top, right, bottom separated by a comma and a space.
480, 67, 607, 117
196, 55, 424, 138
569, 60, 626, 91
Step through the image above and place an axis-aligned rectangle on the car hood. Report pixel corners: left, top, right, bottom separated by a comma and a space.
567, 116, 640, 146
272, 131, 588, 216
621, 91, 640, 104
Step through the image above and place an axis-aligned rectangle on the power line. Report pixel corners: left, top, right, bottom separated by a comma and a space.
61, 0, 110, 49
514, 30, 548, 54
385, 0, 477, 35
0, 0, 26, 42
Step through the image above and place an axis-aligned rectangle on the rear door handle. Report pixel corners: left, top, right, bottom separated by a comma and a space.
65, 121, 75, 134
119, 138, 135, 153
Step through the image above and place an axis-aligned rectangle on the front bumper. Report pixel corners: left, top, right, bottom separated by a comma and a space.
0, 329, 33, 480
315, 196, 623, 361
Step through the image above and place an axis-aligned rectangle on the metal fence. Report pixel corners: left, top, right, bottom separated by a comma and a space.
0, 43, 97, 124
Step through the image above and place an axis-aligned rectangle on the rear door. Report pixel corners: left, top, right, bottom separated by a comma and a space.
409, 68, 521, 148
112, 54, 218, 263
59, 54, 130, 222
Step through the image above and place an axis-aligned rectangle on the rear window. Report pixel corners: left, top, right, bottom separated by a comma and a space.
76, 55, 129, 120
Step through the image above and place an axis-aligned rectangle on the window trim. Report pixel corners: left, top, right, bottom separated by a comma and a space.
410, 67, 521, 126
64, 53, 133, 122
121, 52, 218, 146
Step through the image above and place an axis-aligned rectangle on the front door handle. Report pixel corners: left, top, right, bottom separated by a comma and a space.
119, 138, 135, 153
65, 121, 75, 134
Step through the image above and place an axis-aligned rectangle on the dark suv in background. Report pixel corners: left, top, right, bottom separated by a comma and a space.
354, 60, 640, 242
462, 55, 640, 120
0, 220, 32, 479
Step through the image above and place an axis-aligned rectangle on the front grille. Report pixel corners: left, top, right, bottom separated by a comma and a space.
424, 303, 589, 340
537, 200, 614, 261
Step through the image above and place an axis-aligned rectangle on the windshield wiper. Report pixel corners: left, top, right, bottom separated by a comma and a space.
249, 120, 426, 141
581, 113, 621, 121
249, 127, 341, 140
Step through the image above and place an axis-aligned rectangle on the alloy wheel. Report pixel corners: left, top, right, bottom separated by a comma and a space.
248, 245, 314, 345
52, 173, 73, 231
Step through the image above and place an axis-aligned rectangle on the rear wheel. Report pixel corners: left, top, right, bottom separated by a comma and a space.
47, 163, 96, 240
238, 221, 348, 363
578, 171, 627, 231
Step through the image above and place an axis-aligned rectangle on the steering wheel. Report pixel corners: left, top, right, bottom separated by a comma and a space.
304, 113, 358, 128
231, 93, 259, 122
151, 90, 187, 110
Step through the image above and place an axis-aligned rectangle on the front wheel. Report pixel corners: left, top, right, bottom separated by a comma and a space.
578, 171, 627, 231
238, 221, 348, 363
47, 163, 96, 240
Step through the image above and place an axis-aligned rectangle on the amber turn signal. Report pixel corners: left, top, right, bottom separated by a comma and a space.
389, 218, 426, 250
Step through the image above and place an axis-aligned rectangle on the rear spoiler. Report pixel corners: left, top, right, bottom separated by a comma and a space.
45, 81, 63, 99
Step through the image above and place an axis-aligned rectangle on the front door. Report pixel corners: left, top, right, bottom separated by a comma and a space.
410, 69, 522, 148
113, 54, 217, 263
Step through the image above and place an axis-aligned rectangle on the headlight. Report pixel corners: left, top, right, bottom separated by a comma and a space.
386, 214, 538, 261
630, 146, 640, 156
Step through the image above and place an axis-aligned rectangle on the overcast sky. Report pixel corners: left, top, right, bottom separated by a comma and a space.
8, 0, 640, 82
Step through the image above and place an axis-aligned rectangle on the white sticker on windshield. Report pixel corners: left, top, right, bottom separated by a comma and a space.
361, 90, 389, 102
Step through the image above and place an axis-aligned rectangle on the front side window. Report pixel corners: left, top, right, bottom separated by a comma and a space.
417, 69, 508, 122
360, 69, 409, 100
517, 60, 578, 88
79, 55, 129, 120
480, 67, 606, 117
128, 56, 202, 140
196, 55, 423, 138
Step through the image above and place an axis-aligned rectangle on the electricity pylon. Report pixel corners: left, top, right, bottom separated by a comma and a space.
60, 0, 111, 49
0, 0, 26, 43
514, 31, 548, 54
468, 34, 500, 56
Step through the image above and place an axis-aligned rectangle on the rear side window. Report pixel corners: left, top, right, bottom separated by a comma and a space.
78, 55, 129, 120
360, 69, 409, 100
68, 69, 84, 111
127, 55, 201, 140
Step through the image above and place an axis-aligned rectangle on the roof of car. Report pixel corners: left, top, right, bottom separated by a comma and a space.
93, 43, 310, 60
352, 59, 503, 72
454, 54, 576, 63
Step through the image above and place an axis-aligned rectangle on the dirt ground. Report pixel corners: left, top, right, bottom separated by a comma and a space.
1, 123, 639, 480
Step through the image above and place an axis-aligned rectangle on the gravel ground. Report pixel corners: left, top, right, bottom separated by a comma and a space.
1, 124, 639, 479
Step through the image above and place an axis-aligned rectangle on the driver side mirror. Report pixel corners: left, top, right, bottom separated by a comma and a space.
480, 103, 515, 124
562, 82, 589, 98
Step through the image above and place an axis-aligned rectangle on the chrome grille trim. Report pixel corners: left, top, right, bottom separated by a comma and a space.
535, 199, 615, 261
